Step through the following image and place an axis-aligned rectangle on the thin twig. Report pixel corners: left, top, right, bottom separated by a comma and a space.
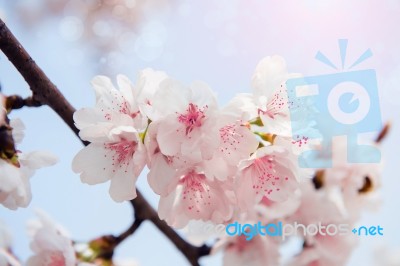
0, 18, 210, 266
114, 218, 143, 246
5, 95, 42, 110
376, 122, 390, 143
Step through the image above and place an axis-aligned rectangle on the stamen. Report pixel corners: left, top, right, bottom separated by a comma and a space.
177, 103, 207, 135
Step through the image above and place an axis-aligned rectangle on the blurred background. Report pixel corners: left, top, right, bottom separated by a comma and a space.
0, 0, 399, 265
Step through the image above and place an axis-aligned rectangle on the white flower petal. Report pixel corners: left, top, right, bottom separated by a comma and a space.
10, 118, 25, 144
109, 167, 138, 202
20, 151, 58, 170
72, 144, 112, 185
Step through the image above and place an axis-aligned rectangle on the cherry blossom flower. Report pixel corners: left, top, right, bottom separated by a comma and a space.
236, 143, 300, 212
145, 121, 184, 197
158, 168, 234, 228
146, 118, 235, 228
72, 126, 146, 202
0, 120, 58, 210
145, 89, 258, 226
26, 211, 76, 266
76, 74, 144, 137
250, 56, 315, 142
133, 68, 168, 121
75, 71, 167, 138
66, 56, 391, 264
251, 56, 296, 136
203, 114, 259, 181
146, 93, 258, 192
150, 78, 220, 163
72, 74, 150, 202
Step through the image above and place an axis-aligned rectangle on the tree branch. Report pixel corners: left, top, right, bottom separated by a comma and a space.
0, 19, 78, 137
0, 18, 210, 266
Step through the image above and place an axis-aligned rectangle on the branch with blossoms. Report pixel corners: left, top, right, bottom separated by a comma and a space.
0, 18, 209, 266
0, 17, 391, 266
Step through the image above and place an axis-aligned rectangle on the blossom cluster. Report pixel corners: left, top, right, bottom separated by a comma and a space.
0, 55, 384, 265
72, 56, 305, 224
71, 55, 384, 265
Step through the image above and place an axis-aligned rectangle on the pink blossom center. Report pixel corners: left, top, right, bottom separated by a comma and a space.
219, 124, 244, 154
104, 140, 137, 173
177, 103, 207, 135
251, 155, 289, 196
180, 172, 211, 212
258, 88, 287, 119
292, 135, 309, 147
100, 93, 139, 119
